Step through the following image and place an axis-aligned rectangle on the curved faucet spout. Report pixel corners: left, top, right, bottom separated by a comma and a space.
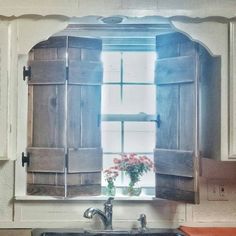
83, 198, 114, 230
83, 207, 112, 230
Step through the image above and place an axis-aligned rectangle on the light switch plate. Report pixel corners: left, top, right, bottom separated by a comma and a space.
207, 179, 228, 201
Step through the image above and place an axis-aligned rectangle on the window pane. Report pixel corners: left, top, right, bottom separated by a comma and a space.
122, 85, 156, 114
102, 85, 156, 114
102, 52, 121, 83
123, 52, 156, 83
102, 122, 121, 152
124, 122, 155, 153
102, 85, 122, 114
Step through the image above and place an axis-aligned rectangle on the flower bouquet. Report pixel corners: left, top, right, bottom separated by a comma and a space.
113, 153, 154, 196
103, 167, 119, 196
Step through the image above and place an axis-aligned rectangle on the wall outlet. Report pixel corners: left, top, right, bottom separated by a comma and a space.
207, 179, 228, 201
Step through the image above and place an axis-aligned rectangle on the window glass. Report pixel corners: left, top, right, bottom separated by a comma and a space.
102, 52, 121, 83
102, 85, 122, 114
102, 122, 122, 152
122, 85, 156, 114
124, 122, 156, 153
123, 52, 156, 83
102, 85, 156, 114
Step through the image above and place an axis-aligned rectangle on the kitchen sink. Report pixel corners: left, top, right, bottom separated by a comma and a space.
32, 228, 186, 236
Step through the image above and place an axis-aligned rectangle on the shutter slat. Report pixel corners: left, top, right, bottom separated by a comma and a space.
81, 86, 101, 147
27, 147, 65, 172
27, 184, 65, 197
68, 148, 102, 173
30, 85, 66, 147
69, 61, 103, 84
27, 173, 62, 185
33, 48, 58, 60
66, 172, 101, 185
67, 85, 82, 148
66, 172, 101, 197
180, 83, 195, 150
155, 174, 197, 204
67, 185, 101, 197
154, 149, 194, 177
68, 36, 102, 50
29, 60, 66, 84
156, 174, 194, 192
155, 56, 195, 85
156, 85, 178, 149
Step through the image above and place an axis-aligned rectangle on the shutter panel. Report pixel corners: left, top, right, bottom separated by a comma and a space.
27, 36, 67, 196
155, 32, 200, 204
67, 37, 103, 197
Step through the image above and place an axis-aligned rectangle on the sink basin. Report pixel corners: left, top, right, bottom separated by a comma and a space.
84, 230, 130, 234
32, 228, 186, 236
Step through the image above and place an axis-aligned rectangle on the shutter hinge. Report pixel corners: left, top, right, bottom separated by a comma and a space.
23, 66, 31, 81
65, 153, 68, 169
66, 67, 69, 81
22, 152, 30, 167
97, 114, 101, 127
156, 114, 161, 128
151, 114, 161, 128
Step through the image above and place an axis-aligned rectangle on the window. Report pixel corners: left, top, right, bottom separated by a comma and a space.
19, 31, 202, 203
101, 51, 156, 190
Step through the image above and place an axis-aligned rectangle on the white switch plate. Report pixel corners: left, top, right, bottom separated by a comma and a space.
207, 179, 228, 201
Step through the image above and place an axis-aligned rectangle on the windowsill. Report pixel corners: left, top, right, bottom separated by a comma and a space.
15, 187, 157, 201
15, 194, 157, 201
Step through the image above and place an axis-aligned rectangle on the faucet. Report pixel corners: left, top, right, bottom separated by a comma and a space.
137, 214, 147, 232
83, 197, 114, 230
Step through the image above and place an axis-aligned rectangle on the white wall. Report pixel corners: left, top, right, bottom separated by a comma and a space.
0, 0, 236, 229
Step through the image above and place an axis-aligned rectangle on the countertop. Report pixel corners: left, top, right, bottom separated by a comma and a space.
180, 226, 236, 236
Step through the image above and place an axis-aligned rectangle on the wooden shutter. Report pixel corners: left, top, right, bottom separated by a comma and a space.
67, 37, 103, 197
27, 37, 67, 196
154, 32, 200, 204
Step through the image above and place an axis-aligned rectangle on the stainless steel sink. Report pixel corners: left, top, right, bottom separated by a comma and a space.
32, 228, 186, 236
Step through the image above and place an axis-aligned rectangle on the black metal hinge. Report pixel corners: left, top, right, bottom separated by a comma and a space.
151, 114, 161, 128
66, 66, 69, 81
156, 114, 161, 128
22, 152, 30, 167
23, 66, 31, 81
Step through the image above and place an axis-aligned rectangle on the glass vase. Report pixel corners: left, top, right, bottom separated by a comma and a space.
106, 181, 116, 196
123, 181, 142, 196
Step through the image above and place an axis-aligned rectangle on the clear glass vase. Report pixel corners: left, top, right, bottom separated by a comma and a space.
123, 181, 142, 196
106, 181, 116, 196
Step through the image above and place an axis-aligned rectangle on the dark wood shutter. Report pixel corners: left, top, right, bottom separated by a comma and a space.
27, 36, 67, 196
67, 37, 103, 197
154, 32, 200, 204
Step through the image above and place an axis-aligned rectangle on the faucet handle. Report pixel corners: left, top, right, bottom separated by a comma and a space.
105, 197, 114, 205
138, 214, 147, 231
